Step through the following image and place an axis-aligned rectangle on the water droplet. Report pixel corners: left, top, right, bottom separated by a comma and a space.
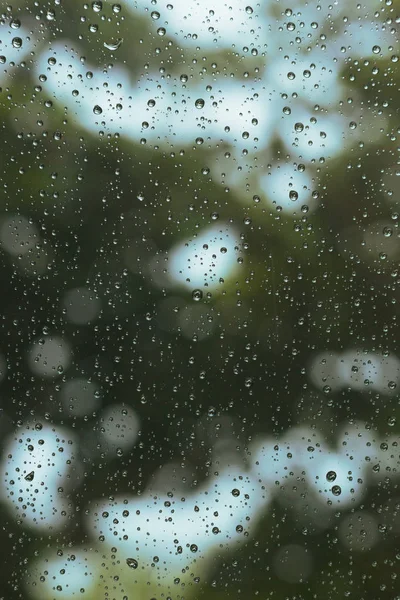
326, 470, 337, 482
92, 0, 103, 12
104, 38, 123, 51
195, 98, 205, 109
192, 289, 203, 301
93, 105, 103, 115
332, 485, 342, 496
383, 226, 393, 237
126, 558, 138, 569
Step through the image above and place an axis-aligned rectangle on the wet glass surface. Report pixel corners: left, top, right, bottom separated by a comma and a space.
0, 1, 400, 599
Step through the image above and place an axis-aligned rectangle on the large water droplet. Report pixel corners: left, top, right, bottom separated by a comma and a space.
126, 558, 138, 569
104, 38, 123, 51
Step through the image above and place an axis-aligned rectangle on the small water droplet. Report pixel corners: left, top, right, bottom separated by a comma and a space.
126, 558, 138, 569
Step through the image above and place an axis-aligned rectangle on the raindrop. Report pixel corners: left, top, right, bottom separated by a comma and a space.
192, 290, 203, 301
104, 38, 123, 51
126, 558, 138, 569
92, 0, 103, 12
383, 226, 392, 237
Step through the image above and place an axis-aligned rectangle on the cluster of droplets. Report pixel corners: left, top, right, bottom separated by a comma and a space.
20, 419, 400, 599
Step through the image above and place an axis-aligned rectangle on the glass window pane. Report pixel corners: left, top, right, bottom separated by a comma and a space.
1, 1, 399, 599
